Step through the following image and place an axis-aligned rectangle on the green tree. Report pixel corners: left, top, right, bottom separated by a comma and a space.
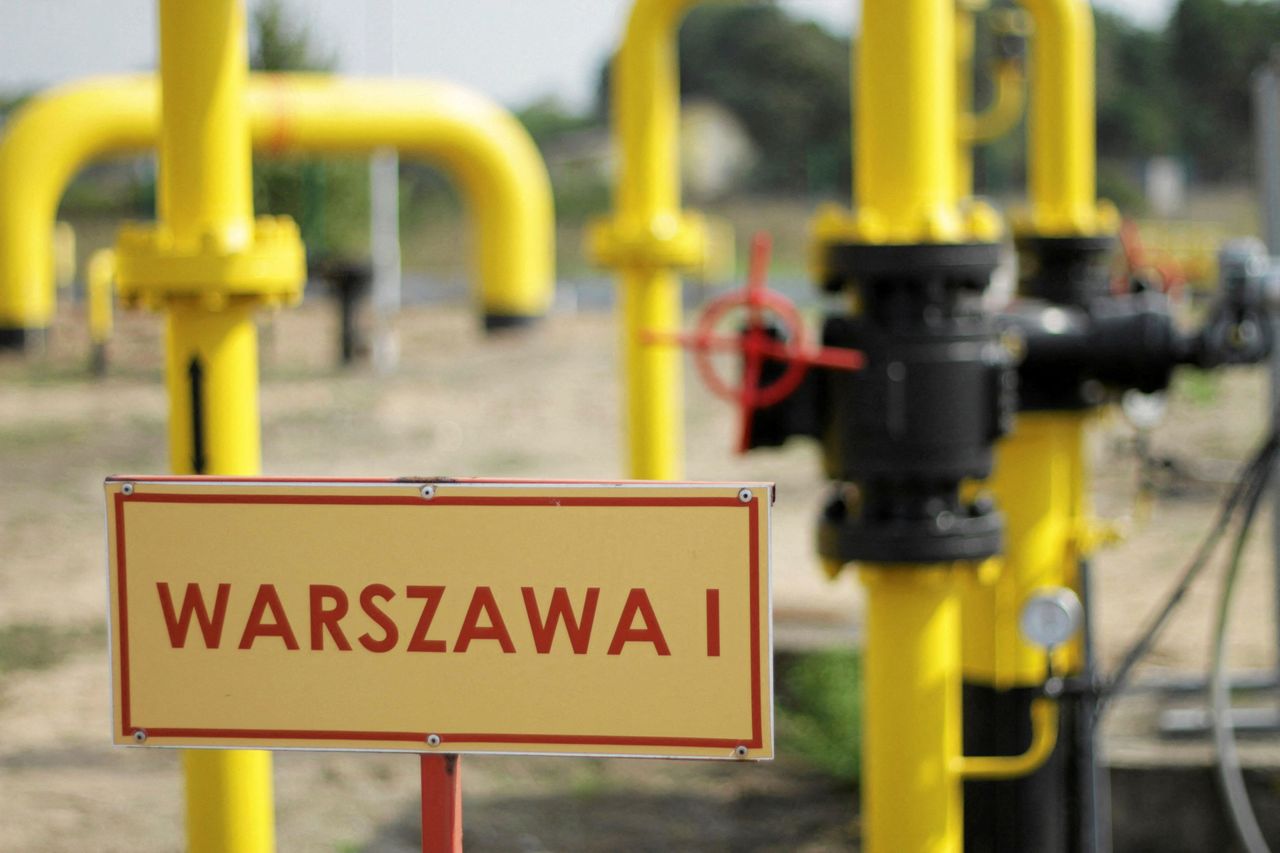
596, 2, 852, 195
1168, 0, 1280, 181
677, 5, 851, 194
1095, 9, 1180, 162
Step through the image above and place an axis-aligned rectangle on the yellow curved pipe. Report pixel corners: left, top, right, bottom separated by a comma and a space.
954, 697, 1060, 780
961, 62, 1025, 145
0, 78, 153, 335
1017, 0, 1109, 236
0, 73, 553, 332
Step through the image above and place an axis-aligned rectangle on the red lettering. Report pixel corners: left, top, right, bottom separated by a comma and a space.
607, 588, 670, 656
358, 584, 398, 653
156, 582, 230, 649
238, 584, 300, 650
406, 586, 446, 652
522, 587, 599, 654
706, 589, 720, 657
454, 586, 515, 653
309, 585, 351, 651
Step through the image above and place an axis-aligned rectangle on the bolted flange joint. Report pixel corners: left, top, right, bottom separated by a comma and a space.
586, 211, 708, 274
113, 215, 306, 312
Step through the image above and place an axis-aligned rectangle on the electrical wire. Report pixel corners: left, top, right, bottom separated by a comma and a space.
1099, 430, 1280, 712
1209, 446, 1274, 853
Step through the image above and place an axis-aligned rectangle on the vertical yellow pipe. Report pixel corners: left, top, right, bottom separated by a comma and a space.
158, 0, 254, 250
963, 413, 1087, 688
1017, 0, 1098, 235
157, 1, 274, 850
87, 249, 115, 348
612, 0, 693, 479
852, 2, 971, 850
862, 566, 963, 853
856, 0, 960, 243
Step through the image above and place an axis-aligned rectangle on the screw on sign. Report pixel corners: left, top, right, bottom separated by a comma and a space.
644, 232, 865, 450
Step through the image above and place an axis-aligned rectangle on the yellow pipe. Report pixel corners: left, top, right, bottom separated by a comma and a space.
0, 78, 152, 334
592, 0, 727, 479
856, 0, 961, 243
87, 249, 116, 347
0, 74, 553, 332
860, 565, 964, 853
961, 62, 1025, 146
159, 0, 254, 249
150, 2, 283, 850
1016, 0, 1106, 236
954, 697, 1059, 780
962, 412, 1088, 687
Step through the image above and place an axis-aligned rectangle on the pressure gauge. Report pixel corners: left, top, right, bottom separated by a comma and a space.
1019, 588, 1083, 651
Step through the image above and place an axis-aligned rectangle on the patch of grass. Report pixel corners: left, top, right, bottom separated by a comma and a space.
1173, 369, 1220, 407
0, 621, 106, 675
776, 649, 861, 784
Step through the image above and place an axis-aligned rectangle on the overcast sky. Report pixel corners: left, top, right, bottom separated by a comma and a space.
0, 0, 1175, 111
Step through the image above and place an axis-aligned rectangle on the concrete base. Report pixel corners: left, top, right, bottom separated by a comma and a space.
1106, 677, 1280, 851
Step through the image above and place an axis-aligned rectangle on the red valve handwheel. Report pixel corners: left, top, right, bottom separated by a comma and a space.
645, 232, 864, 452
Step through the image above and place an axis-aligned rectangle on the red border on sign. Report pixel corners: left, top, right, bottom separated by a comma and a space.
113, 490, 764, 751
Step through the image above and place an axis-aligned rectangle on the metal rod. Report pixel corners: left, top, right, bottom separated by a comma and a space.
421, 755, 462, 853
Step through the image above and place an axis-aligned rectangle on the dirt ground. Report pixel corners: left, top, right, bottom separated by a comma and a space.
1, 297, 1277, 851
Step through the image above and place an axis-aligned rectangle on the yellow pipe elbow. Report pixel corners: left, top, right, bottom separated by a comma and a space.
0, 75, 155, 332
961, 62, 1026, 145
247, 75, 554, 323
955, 697, 1059, 780
0, 74, 553, 332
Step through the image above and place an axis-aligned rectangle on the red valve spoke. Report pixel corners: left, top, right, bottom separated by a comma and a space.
639, 230, 863, 451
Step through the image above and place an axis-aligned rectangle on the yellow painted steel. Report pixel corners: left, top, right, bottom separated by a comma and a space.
861, 565, 964, 853
588, 0, 727, 479
87, 249, 116, 347
954, 697, 1059, 780
0, 79, 152, 331
963, 413, 1089, 687
1016, 0, 1115, 236
0, 75, 552, 331
857, 0, 963, 244
183, 751, 275, 853
249, 75, 553, 321
115, 2, 300, 850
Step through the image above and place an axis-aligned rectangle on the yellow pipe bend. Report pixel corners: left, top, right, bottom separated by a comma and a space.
0, 76, 154, 334
0, 73, 553, 331
954, 697, 1060, 780
961, 62, 1026, 145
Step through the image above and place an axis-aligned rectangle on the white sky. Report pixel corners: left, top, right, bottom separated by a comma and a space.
0, 0, 1174, 111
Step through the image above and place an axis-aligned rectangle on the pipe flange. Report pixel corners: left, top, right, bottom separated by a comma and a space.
114, 215, 305, 310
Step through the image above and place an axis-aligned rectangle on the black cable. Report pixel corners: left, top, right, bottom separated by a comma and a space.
1098, 428, 1280, 712
1209, 439, 1274, 853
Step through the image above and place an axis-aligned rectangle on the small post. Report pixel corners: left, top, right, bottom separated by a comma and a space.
420, 754, 462, 853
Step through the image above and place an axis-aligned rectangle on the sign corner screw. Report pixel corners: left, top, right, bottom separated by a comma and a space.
121, 483, 134, 496
132, 729, 147, 743
737, 488, 752, 503
734, 745, 748, 758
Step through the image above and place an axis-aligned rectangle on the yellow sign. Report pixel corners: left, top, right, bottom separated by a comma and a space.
104, 477, 773, 760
